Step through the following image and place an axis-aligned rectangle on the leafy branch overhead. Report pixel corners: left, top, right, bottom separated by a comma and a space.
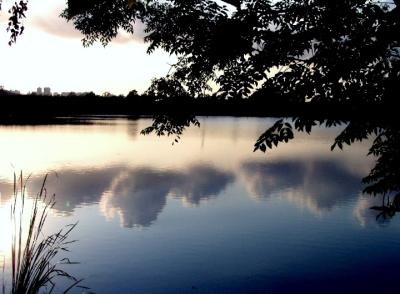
1, 0, 28, 45
140, 114, 200, 144
61, 0, 400, 101
254, 119, 294, 152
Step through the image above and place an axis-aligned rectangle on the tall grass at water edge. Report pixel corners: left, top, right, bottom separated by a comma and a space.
2, 172, 87, 294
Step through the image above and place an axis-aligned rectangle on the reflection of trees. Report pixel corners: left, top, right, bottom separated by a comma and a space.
369, 194, 400, 222
241, 160, 361, 213
126, 119, 139, 139
354, 194, 400, 227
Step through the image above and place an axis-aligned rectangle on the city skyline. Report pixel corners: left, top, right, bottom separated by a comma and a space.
1, 85, 113, 97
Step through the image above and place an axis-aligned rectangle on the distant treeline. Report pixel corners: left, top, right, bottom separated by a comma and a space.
0, 90, 397, 123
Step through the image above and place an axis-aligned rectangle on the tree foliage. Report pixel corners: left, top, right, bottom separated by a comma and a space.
144, 76, 188, 99
141, 114, 200, 144
1, 0, 28, 45
58, 0, 400, 102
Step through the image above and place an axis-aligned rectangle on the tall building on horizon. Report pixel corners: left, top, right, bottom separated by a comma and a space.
37, 87, 42, 95
43, 87, 51, 96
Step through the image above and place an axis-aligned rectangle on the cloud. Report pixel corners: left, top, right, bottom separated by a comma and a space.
241, 159, 363, 214
30, 8, 147, 44
32, 15, 83, 39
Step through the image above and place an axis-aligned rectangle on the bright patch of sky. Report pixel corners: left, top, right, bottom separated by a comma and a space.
0, 0, 176, 95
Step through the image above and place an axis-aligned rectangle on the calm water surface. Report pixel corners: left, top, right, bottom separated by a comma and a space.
0, 117, 399, 293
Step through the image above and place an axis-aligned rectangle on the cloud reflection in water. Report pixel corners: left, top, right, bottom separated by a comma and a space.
25, 164, 234, 228
241, 160, 363, 214
100, 165, 234, 227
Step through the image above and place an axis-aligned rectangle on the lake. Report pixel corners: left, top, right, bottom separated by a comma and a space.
0, 116, 399, 293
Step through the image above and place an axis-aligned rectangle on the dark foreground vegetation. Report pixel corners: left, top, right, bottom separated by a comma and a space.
3, 173, 85, 294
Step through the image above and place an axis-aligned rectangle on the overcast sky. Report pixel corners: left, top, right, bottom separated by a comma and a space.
0, 0, 176, 95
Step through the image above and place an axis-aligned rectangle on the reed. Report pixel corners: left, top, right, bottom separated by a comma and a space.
7, 172, 85, 294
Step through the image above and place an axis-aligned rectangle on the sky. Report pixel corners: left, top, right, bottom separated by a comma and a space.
0, 0, 176, 95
